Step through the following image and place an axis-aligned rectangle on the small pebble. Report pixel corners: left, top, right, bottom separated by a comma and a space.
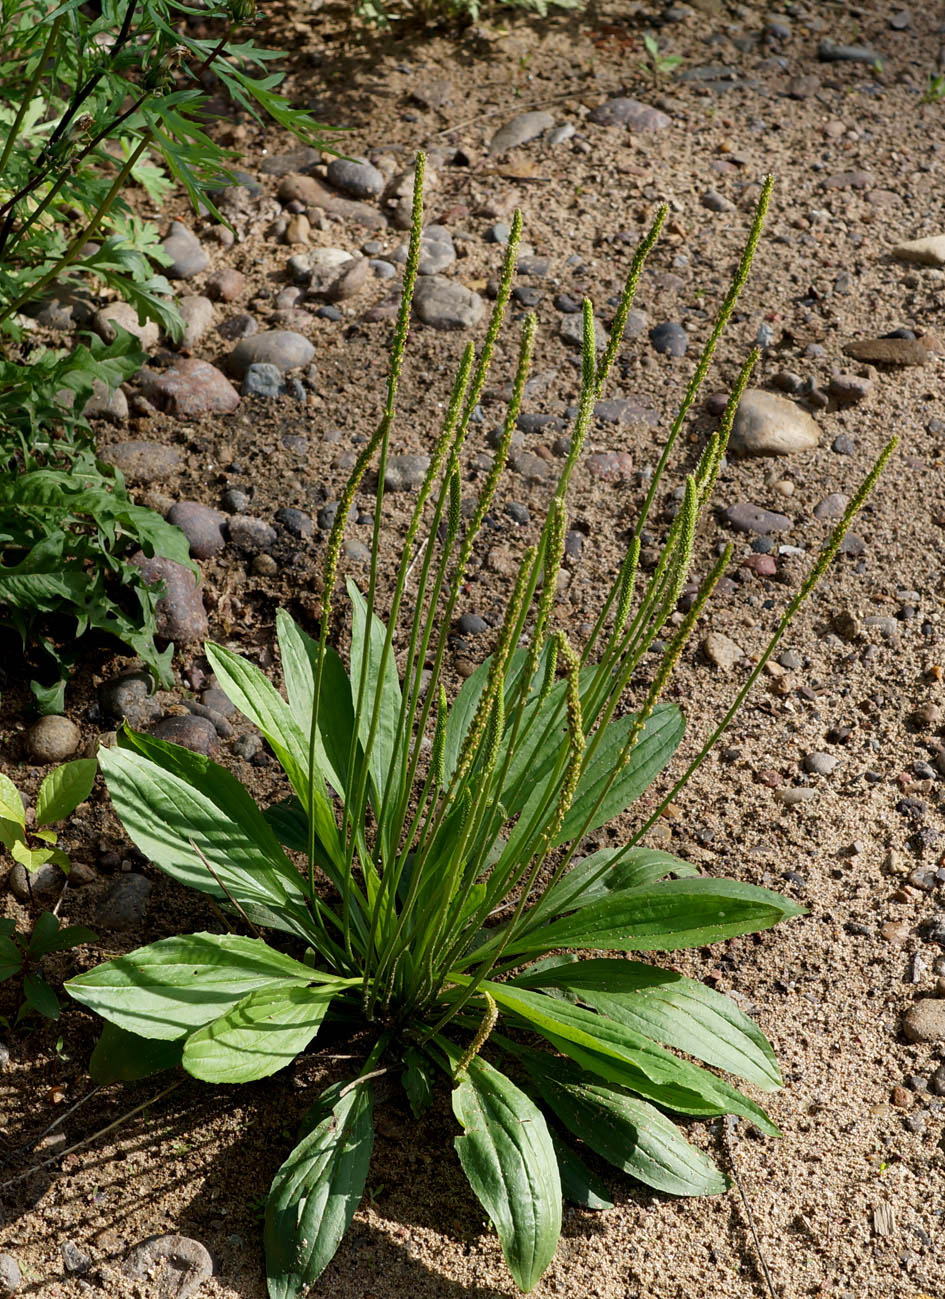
96, 874, 153, 930
804, 751, 838, 775
24, 715, 79, 762
0, 1254, 21, 1297
151, 714, 219, 756
702, 632, 743, 672
649, 321, 688, 357
167, 501, 226, 559
227, 515, 277, 554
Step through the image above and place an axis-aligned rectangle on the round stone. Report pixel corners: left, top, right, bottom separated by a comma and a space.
98, 671, 161, 727
9, 862, 64, 903
96, 874, 153, 930
151, 714, 219, 756
902, 1000, 945, 1044
131, 554, 208, 643
226, 330, 315, 378
227, 515, 277, 554
24, 715, 80, 763
161, 221, 208, 279
166, 501, 227, 559
804, 751, 838, 775
0, 1253, 21, 1297
649, 321, 688, 356
326, 157, 385, 199
730, 390, 820, 457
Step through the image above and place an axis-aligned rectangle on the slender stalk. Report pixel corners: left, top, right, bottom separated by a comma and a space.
0, 14, 62, 176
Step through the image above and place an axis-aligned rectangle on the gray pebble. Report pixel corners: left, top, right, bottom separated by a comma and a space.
554, 293, 580, 313
122, 1234, 213, 1299
812, 493, 848, 521
176, 294, 215, 349
385, 454, 431, 492
818, 39, 878, 62
649, 321, 688, 356
8, 862, 63, 903
201, 686, 236, 718
167, 500, 226, 559
0, 1254, 21, 1296
777, 649, 802, 670
161, 221, 208, 279
832, 434, 855, 456
343, 538, 371, 563
131, 553, 208, 643
370, 259, 396, 279
489, 110, 554, 156
275, 507, 313, 538
62, 1241, 92, 1276
724, 503, 792, 535
0, 1043, 9, 1069
804, 751, 838, 775
24, 715, 79, 763
326, 157, 384, 199
505, 502, 530, 525
232, 733, 262, 761
96, 873, 152, 930
588, 97, 670, 130
559, 311, 608, 350
459, 613, 488, 635
702, 189, 735, 213
227, 515, 277, 554
226, 330, 315, 378
99, 671, 161, 727
241, 362, 287, 399
222, 488, 250, 513
316, 304, 342, 321
776, 786, 818, 806
413, 275, 483, 330
547, 123, 575, 145
218, 312, 258, 341
395, 224, 455, 276
486, 222, 511, 244
702, 632, 743, 672
151, 713, 219, 756
512, 285, 542, 308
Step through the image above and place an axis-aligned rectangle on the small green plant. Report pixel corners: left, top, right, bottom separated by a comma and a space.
66, 161, 893, 1296
922, 72, 945, 103
0, 912, 96, 1022
642, 32, 683, 79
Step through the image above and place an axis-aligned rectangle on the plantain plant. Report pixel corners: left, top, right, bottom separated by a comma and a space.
66, 159, 894, 1296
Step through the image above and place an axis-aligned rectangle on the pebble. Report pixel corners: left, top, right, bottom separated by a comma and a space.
789, 74, 820, 99
277, 172, 386, 230
547, 123, 575, 145
486, 222, 511, 244
818, 40, 878, 63
275, 507, 313, 538
317, 304, 343, 321
227, 515, 277, 554
931, 1063, 945, 1096
413, 276, 483, 330
130, 553, 209, 642
555, 293, 580, 313
253, 553, 278, 577
161, 221, 208, 279
586, 451, 634, 481
343, 538, 371, 563
843, 337, 932, 366
81, 377, 128, 423
232, 733, 262, 761
260, 146, 319, 176
0, 1254, 21, 1297
98, 671, 161, 727
92, 301, 160, 351
458, 612, 488, 635
776, 786, 818, 806
123, 1234, 213, 1299
96, 873, 153, 930
489, 110, 555, 156
167, 501, 227, 559
742, 553, 776, 577
242, 362, 292, 399
395, 224, 455, 275
833, 434, 855, 456
218, 312, 258, 342
370, 258, 396, 279
176, 295, 215, 349
649, 321, 688, 356
61, 1242, 92, 1276
594, 397, 657, 427
702, 189, 735, 213
822, 170, 872, 191
729, 390, 820, 456
137, 359, 240, 419
702, 632, 744, 672
804, 751, 838, 775
902, 1000, 945, 1044
226, 330, 315, 377
24, 715, 80, 763
724, 503, 792, 535
891, 235, 945, 268
385, 454, 430, 492
588, 97, 671, 130
8, 861, 63, 903
828, 371, 872, 405
327, 156, 385, 199
222, 487, 250, 513
206, 268, 246, 302
559, 312, 608, 350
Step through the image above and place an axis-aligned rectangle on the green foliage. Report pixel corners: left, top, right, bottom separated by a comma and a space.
642, 32, 683, 78
353, 0, 580, 26
66, 162, 894, 1296
922, 72, 945, 103
1, 912, 97, 1022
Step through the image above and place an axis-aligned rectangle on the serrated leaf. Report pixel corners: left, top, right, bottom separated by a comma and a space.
265, 1081, 374, 1299
449, 1052, 561, 1292
183, 984, 334, 1083
35, 758, 97, 826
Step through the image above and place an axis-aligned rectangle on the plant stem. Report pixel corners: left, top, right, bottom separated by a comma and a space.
0, 15, 62, 176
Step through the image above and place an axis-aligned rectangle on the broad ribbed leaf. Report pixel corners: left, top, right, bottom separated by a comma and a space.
0, 937, 22, 982
276, 611, 354, 798
525, 847, 698, 929
99, 740, 317, 940
265, 1081, 374, 1299
521, 1050, 728, 1196
66, 932, 319, 1039
347, 579, 402, 815
450, 1053, 561, 1292
549, 1132, 614, 1210
35, 759, 97, 826
505, 877, 804, 957
183, 985, 334, 1083
517, 958, 780, 1090
23, 972, 59, 1019
89, 1022, 184, 1084
483, 981, 778, 1135
0, 773, 25, 826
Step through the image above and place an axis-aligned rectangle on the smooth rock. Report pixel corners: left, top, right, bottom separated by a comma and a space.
586, 451, 634, 481
218, 312, 257, 342
326, 156, 385, 199
343, 538, 371, 563
588, 98, 671, 130
277, 173, 386, 229
0, 1254, 21, 1297
24, 715, 79, 763
812, 493, 848, 521
205, 268, 246, 302
902, 1000, 945, 1044
241, 362, 287, 399
724, 503, 792, 535
489, 110, 554, 156
260, 146, 320, 176
458, 612, 488, 635
92, 301, 160, 351
395, 224, 455, 276
742, 553, 776, 577
122, 1234, 213, 1299
385, 454, 430, 492
167, 501, 226, 559
131, 553, 208, 642
413, 276, 483, 330
559, 312, 608, 351
891, 235, 945, 268
729, 389, 820, 457
162, 221, 208, 279
594, 397, 658, 427
650, 321, 688, 357
82, 378, 128, 424
818, 40, 878, 62
702, 632, 743, 671
176, 295, 215, 349
226, 330, 314, 377
828, 371, 872, 405
151, 714, 219, 756
777, 786, 818, 806
227, 515, 277, 554
137, 358, 239, 420
843, 337, 932, 366
8, 862, 63, 903
96, 873, 153, 929
702, 189, 735, 213
804, 751, 838, 775
98, 671, 161, 727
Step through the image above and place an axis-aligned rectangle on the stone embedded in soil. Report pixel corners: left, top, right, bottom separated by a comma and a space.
488, 109, 555, 155
24, 715, 79, 763
818, 39, 878, 62
96, 873, 153, 930
61, 1242, 91, 1277
277, 173, 386, 230
100, 440, 182, 483
724, 503, 792, 535
8, 862, 64, 903
777, 786, 818, 806
649, 321, 688, 357
343, 538, 371, 563
394, 224, 455, 275
130, 553, 209, 643
586, 451, 634, 481
458, 612, 488, 635
902, 1000, 945, 1044
161, 221, 208, 279
241, 362, 287, 398
588, 97, 670, 130
813, 493, 848, 520
92, 301, 160, 351
82, 378, 128, 424
729, 389, 820, 457
227, 515, 277, 554
891, 234, 945, 268
326, 156, 385, 199
176, 295, 215, 349
122, 1234, 213, 1299
151, 714, 219, 756
201, 686, 236, 718
31, 290, 95, 331
702, 632, 744, 672
413, 276, 483, 330
742, 553, 776, 577
275, 507, 313, 538
559, 312, 608, 351
137, 359, 240, 420
0, 1253, 21, 1297
226, 330, 315, 377
205, 267, 246, 302
385, 454, 431, 492
99, 671, 162, 727
218, 312, 258, 341
804, 751, 838, 775
260, 146, 320, 176
842, 336, 933, 366
828, 371, 872, 405
167, 500, 227, 559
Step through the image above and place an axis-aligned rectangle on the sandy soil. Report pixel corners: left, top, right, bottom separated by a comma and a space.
2, 1, 944, 1296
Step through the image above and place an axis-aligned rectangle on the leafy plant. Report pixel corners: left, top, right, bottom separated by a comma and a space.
642, 32, 683, 79
922, 71, 945, 104
66, 160, 894, 1295
0, 760, 97, 878
0, 912, 97, 1022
